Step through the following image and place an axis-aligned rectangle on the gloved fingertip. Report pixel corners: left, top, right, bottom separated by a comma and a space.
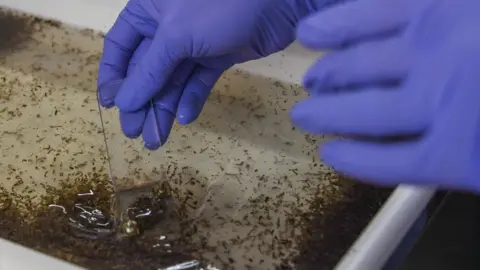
100, 101, 115, 109
318, 140, 341, 165
319, 140, 418, 187
290, 99, 324, 133
114, 78, 148, 112
124, 131, 141, 139
177, 103, 201, 125
144, 141, 161, 151
142, 126, 163, 150
290, 102, 303, 120
303, 74, 318, 92
158, 112, 175, 146
143, 107, 175, 149
303, 71, 335, 95
297, 20, 338, 49
97, 91, 114, 108
318, 140, 362, 179
296, 23, 318, 49
176, 112, 190, 126
119, 109, 147, 139
98, 79, 124, 108
290, 103, 306, 128
114, 90, 135, 112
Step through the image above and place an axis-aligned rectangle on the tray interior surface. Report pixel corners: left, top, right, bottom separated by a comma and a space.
0, 8, 390, 270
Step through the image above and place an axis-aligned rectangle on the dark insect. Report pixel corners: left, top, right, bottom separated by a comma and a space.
119, 181, 174, 238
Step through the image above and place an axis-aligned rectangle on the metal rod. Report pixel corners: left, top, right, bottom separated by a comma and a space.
96, 94, 116, 191
334, 185, 436, 270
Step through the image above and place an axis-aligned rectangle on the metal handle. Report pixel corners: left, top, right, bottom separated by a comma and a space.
334, 185, 436, 270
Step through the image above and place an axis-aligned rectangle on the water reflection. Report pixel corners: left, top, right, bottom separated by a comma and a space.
68, 203, 115, 240
46, 181, 208, 269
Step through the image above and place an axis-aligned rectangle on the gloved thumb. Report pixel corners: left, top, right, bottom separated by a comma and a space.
114, 30, 187, 112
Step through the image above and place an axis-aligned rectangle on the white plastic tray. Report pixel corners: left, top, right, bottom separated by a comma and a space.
0, 238, 83, 270
0, 1, 435, 269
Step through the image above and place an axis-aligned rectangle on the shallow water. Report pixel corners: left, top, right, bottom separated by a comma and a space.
0, 8, 389, 270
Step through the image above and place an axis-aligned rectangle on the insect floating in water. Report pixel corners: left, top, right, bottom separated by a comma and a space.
118, 181, 175, 238
120, 219, 140, 237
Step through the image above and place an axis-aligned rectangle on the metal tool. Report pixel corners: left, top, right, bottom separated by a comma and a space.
149, 100, 162, 147
96, 97, 156, 221
97, 97, 116, 192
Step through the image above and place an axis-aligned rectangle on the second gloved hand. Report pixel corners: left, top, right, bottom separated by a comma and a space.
97, 0, 329, 149
292, 0, 480, 192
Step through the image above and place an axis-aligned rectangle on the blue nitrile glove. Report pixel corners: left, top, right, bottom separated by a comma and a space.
112, 38, 198, 149
291, 0, 480, 192
98, 0, 338, 150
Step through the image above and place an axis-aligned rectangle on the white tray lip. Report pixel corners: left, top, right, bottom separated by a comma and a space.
0, 238, 85, 270
0, 2, 432, 269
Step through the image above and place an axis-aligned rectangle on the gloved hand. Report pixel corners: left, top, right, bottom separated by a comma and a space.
292, 0, 480, 192
98, 0, 332, 149
104, 38, 198, 149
